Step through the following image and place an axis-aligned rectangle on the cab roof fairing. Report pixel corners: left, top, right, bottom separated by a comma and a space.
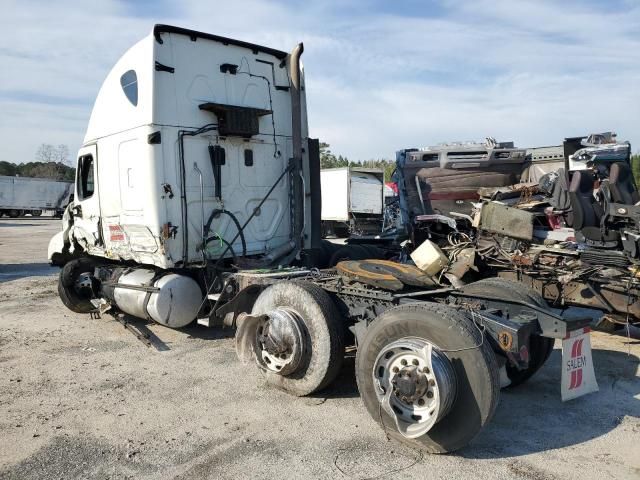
83, 24, 302, 145
83, 34, 154, 143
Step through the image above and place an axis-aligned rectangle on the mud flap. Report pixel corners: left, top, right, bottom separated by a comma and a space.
561, 327, 598, 401
235, 313, 266, 365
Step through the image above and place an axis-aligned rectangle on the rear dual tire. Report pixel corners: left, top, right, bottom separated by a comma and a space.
251, 282, 344, 396
248, 283, 502, 453
356, 303, 500, 453
460, 278, 554, 387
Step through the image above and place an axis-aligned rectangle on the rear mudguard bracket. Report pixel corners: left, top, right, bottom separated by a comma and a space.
215, 284, 264, 328
448, 291, 591, 339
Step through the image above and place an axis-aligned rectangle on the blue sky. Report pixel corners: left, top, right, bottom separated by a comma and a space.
1, 0, 639, 164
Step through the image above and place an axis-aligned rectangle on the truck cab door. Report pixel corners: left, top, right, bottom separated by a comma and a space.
71, 145, 102, 248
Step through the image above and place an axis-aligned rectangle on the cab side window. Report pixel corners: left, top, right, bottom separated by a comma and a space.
120, 70, 138, 106
77, 155, 95, 200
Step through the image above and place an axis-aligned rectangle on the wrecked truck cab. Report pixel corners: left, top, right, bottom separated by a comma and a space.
50, 24, 319, 324
394, 139, 528, 223
393, 133, 640, 331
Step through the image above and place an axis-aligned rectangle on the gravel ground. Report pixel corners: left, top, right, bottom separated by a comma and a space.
0, 218, 639, 479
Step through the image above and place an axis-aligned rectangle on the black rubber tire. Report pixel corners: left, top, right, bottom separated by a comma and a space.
7, 209, 22, 218
360, 245, 387, 259
58, 257, 98, 314
304, 240, 341, 269
356, 303, 500, 454
466, 277, 547, 306
302, 240, 339, 269
328, 244, 370, 267
31, 210, 43, 217
460, 278, 554, 387
251, 281, 344, 396
333, 224, 350, 238
328, 244, 387, 267
299, 248, 325, 269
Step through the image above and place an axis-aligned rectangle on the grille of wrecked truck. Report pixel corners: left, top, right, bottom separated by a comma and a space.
49, 25, 598, 454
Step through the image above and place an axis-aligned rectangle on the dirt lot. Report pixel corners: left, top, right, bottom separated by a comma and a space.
1, 218, 639, 479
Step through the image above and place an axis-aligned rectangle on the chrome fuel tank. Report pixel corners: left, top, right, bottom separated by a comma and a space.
107, 269, 202, 328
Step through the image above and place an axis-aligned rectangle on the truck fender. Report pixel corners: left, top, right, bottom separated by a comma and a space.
48, 206, 79, 266
47, 231, 67, 266
49, 203, 86, 266
215, 284, 264, 328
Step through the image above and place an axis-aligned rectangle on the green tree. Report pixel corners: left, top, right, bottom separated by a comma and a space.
319, 142, 336, 168
319, 142, 349, 169
383, 161, 395, 183
357, 158, 396, 182
0, 161, 17, 176
632, 153, 640, 185
319, 141, 396, 182
0, 160, 75, 181
336, 155, 349, 168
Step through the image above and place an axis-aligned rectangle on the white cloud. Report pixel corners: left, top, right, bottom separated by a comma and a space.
0, 0, 639, 164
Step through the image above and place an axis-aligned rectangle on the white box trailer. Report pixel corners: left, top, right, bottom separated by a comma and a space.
320, 167, 384, 236
0, 176, 73, 217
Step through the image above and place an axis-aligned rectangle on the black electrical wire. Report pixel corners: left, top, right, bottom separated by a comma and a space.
204, 209, 247, 257
236, 69, 279, 158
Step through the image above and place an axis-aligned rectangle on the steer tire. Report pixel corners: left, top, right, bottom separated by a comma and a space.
251, 281, 344, 396
58, 257, 98, 314
356, 303, 500, 454
460, 278, 555, 387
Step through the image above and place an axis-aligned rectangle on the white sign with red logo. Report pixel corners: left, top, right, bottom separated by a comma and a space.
561, 327, 598, 401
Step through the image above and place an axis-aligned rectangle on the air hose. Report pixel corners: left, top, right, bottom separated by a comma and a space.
204, 209, 247, 257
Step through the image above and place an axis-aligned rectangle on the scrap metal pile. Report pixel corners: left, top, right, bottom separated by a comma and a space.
390, 133, 639, 331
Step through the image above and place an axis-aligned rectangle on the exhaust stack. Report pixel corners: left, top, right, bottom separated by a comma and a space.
289, 43, 305, 252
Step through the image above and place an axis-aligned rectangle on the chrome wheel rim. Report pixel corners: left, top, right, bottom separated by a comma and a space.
256, 308, 305, 375
373, 337, 456, 438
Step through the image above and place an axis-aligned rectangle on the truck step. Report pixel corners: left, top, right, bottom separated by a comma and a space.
197, 294, 220, 327
197, 317, 211, 327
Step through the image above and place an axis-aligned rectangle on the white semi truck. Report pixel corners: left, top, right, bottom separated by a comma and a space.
320, 167, 384, 237
0, 176, 72, 217
48, 24, 596, 454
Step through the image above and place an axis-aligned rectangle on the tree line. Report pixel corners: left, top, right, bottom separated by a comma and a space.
631, 154, 640, 185
0, 144, 75, 181
320, 142, 395, 182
